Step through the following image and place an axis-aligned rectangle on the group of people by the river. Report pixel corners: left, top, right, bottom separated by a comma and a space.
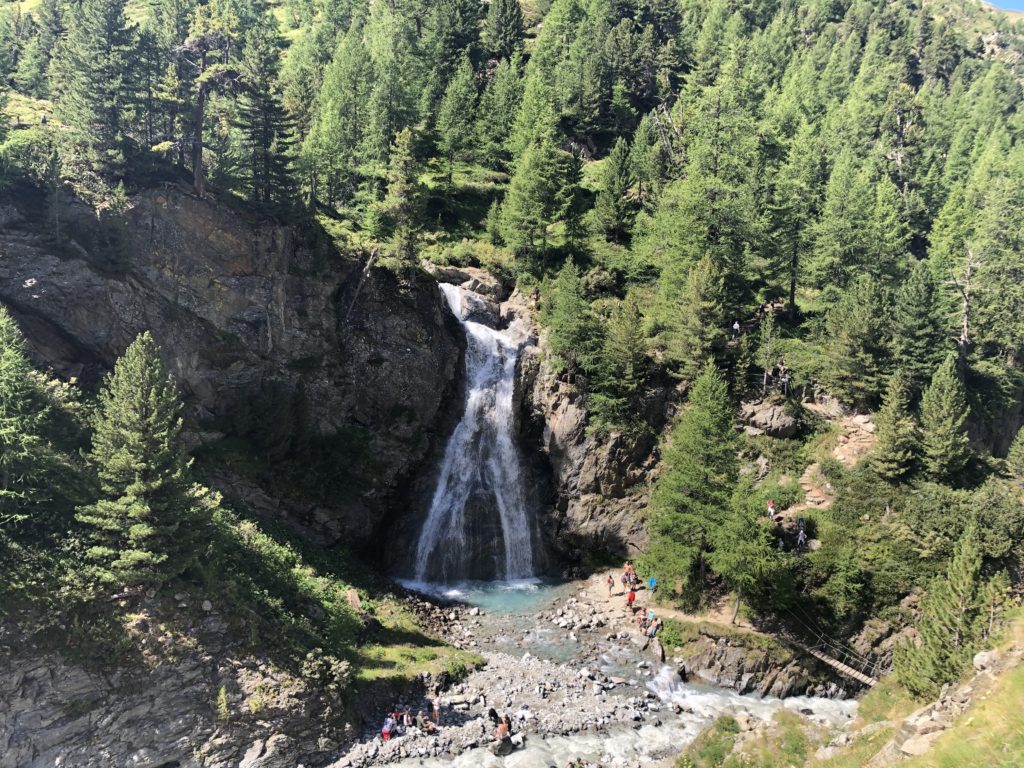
380, 695, 441, 741
379, 693, 528, 755
606, 562, 662, 639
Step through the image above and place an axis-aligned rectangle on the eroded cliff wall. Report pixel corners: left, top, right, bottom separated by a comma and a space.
0, 187, 463, 549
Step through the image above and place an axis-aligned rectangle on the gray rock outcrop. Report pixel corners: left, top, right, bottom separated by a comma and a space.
740, 399, 799, 438
518, 342, 665, 561
0, 607, 345, 768
671, 631, 847, 699
0, 189, 463, 548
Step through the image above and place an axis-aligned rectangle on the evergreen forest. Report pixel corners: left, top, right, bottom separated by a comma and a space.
2, 0, 1024, 761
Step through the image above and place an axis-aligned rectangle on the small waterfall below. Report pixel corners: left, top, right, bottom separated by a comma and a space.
411, 283, 536, 583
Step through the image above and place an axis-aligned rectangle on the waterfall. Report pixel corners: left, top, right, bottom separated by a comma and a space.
412, 283, 535, 583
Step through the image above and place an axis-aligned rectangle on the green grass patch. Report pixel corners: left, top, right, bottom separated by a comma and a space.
811, 725, 895, 767
729, 709, 818, 768
678, 715, 741, 768
658, 618, 795, 666
5, 92, 54, 128
852, 675, 918, 725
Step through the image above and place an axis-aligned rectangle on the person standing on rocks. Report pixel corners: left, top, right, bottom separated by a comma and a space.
431, 692, 443, 724
626, 586, 636, 613
607, 573, 615, 597
381, 713, 396, 741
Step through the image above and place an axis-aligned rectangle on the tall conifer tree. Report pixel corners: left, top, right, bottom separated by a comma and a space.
892, 262, 947, 398
657, 255, 726, 381
76, 333, 202, 586
51, 0, 135, 177
484, 0, 524, 61
236, 18, 295, 208
436, 55, 477, 183
920, 353, 972, 485
872, 371, 920, 482
641, 363, 738, 602
593, 137, 634, 242
0, 309, 47, 529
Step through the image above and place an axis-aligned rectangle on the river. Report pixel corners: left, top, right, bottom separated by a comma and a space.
333, 579, 857, 768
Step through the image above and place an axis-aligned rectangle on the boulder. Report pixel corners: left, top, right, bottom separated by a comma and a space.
899, 732, 941, 757
973, 650, 998, 671
740, 400, 800, 438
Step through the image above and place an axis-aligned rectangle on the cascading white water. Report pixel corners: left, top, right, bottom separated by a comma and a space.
412, 283, 535, 583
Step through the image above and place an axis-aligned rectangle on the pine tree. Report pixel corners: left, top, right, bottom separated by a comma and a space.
303, 20, 371, 205
484, 198, 504, 245
641, 363, 738, 603
177, 1, 234, 199
435, 55, 477, 183
629, 111, 667, 204
75, 332, 202, 586
475, 54, 523, 170
657, 255, 726, 382
593, 136, 634, 242
359, 0, 418, 177
34, 0, 65, 64
500, 128, 563, 259
640, 52, 761, 307
1006, 429, 1024, 480
892, 262, 948, 399
868, 174, 911, 283
808, 150, 874, 298
919, 353, 972, 485
419, 0, 481, 115
0, 308, 48, 529
872, 371, 920, 482
543, 259, 599, 372
590, 295, 646, 430
483, 0, 524, 61
709, 492, 778, 624
236, 18, 295, 208
378, 128, 423, 268
50, 0, 135, 177
14, 34, 49, 97
970, 167, 1024, 366
767, 120, 821, 316
894, 523, 1003, 699
820, 275, 890, 409
560, 143, 587, 252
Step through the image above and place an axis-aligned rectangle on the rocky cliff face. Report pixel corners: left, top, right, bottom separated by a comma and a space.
519, 342, 675, 564
0, 598, 346, 768
0, 187, 462, 549
671, 629, 852, 699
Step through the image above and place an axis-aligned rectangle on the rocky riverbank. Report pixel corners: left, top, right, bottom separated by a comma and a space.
328, 581, 857, 768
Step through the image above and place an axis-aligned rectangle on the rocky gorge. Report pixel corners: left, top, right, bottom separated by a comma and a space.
324, 579, 858, 768
0, 184, 664, 573
0, 185, 873, 768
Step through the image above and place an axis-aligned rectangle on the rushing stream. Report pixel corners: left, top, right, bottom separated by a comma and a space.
412, 284, 536, 583
369, 580, 857, 768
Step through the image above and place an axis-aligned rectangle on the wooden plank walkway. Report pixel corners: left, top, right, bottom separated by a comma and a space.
802, 644, 878, 687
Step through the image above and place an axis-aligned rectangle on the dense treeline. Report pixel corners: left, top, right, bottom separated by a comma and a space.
2, 0, 1024, 699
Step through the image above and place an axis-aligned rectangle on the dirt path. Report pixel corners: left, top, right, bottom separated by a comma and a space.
583, 573, 757, 634
775, 407, 876, 524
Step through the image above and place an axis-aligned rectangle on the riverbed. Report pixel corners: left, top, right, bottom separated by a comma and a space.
329, 579, 857, 768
